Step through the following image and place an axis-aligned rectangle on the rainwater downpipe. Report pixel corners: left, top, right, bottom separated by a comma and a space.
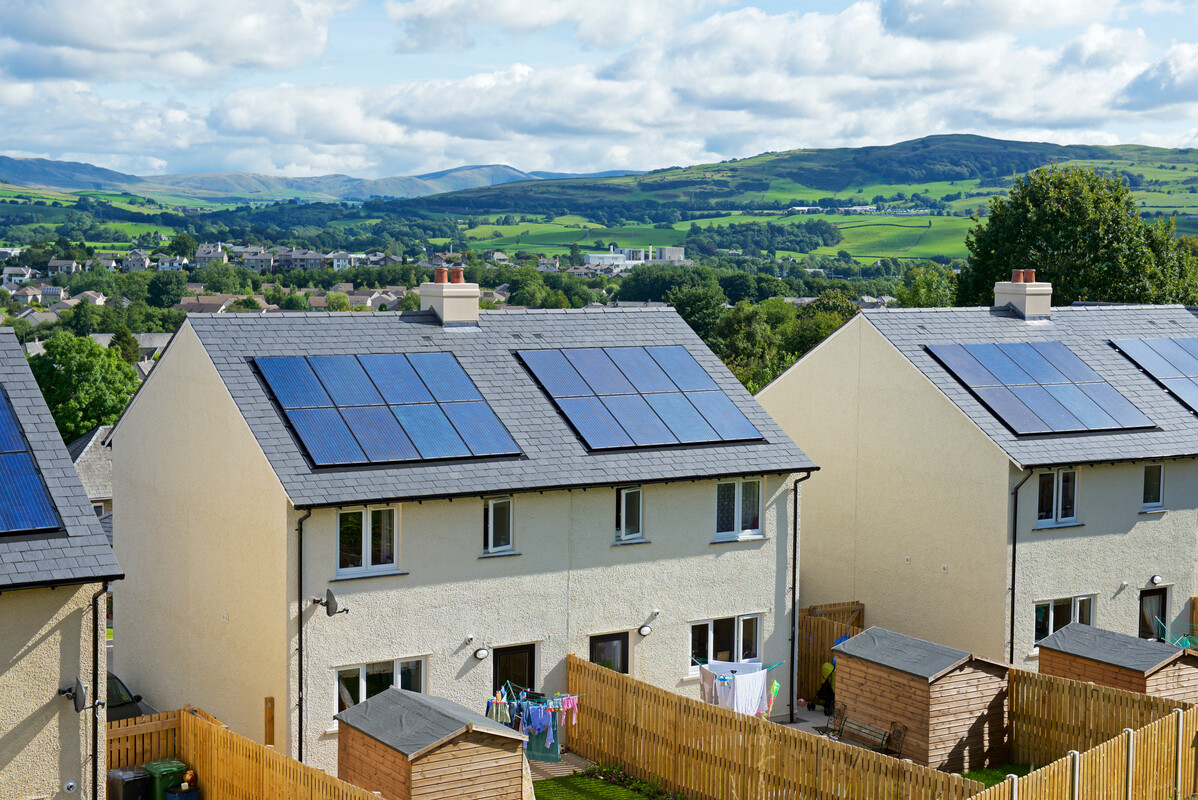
295, 508, 311, 762
1009, 469, 1033, 665
91, 581, 108, 800
790, 470, 814, 724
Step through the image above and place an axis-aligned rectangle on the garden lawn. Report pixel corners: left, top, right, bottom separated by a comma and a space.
962, 764, 1031, 788
534, 776, 645, 800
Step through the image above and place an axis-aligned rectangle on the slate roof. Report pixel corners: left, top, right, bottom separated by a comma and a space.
0, 331, 122, 589
336, 687, 522, 758
67, 425, 113, 503
1037, 623, 1185, 674
865, 304, 1198, 467
185, 308, 815, 508
833, 627, 972, 681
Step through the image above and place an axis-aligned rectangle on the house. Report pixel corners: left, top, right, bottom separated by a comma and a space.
111, 273, 813, 772
245, 252, 275, 274
3, 265, 33, 283
489, 251, 510, 265
536, 257, 559, 273
194, 243, 228, 267
18, 310, 58, 326
0, 330, 123, 800
331, 282, 354, 293
759, 271, 1198, 666
13, 285, 42, 304
122, 249, 152, 272
157, 255, 189, 271
41, 286, 65, 302
173, 296, 234, 314
0, 246, 23, 259
47, 259, 81, 276
50, 298, 80, 312
68, 426, 113, 517
89, 258, 119, 271
77, 291, 107, 306
134, 332, 173, 360
291, 250, 326, 270
328, 251, 353, 271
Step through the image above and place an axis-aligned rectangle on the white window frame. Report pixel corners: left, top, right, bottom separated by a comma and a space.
689, 613, 763, 676
1036, 469, 1078, 527
714, 478, 763, 541
336, 506, 399, 578
484, 496, 514, 554
1142, 464, 1164, 511
334, 656, 426, 716
92, 503, 104, 518
616, 486, 643, 541
1034, 595, 1095, 644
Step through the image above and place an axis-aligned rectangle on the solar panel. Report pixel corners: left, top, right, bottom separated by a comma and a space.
256, 354, 521, 467
0, 391, 59, 534
1112, 337, 1198, 417
685, 391, 762, 441
928, 341, 1153, 435
0, 397, 26, 453
648, 346, 719, 391
565, 349, 636, 395
644, 393, 719, 443
557, 396, 635, 449
601, 394, 677, 446
517, 349, 593, 397
604, 347, 676, 393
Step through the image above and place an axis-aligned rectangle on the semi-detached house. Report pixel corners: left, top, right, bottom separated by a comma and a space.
760, 273, 1198, 669
111, 274, 814, 772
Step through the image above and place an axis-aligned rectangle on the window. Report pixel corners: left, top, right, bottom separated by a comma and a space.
1036, 469, 1077, 526
1034, 595, 1094, 642
715, 479, 762, 540
93, 503, 104, 518
1143, 464, 1164, 510
336, 658, 424, 714
590, 632, 630, 674
690, 614, 762, 673
337, 508, 397, 576
484, 497, 513, 554
616, 487, 642, 541
493, 644, 536, 693
1139, 588, 1168, 639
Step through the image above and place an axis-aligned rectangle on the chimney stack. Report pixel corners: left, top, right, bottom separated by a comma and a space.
421, 264, 479, 326
994, 270, 1051, 319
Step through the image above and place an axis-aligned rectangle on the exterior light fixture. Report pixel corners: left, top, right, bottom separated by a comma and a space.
638, 625, 652, 637
474, 647, 490, 660
1152, 575, 1164, 585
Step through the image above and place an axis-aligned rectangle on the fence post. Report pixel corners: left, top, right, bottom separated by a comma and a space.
1176, 708, 1185, 800
1068, 750, 1079, 800
264, 697, 275, 747
1124, 727, 1135, 800
1006, 773, 1018, 800
903, 758, 914, 800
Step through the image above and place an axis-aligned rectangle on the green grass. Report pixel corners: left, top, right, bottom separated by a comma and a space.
962, 764, 1031, 788
534, 776, 646, 800
813, 215, 974, 260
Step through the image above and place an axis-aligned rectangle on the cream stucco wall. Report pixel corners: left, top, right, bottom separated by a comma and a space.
758, 316, 1012, 660
112, 322, 291, 744
0, 583, 106, 800
1013, 459, 1198, 666
290, 475, 796, 772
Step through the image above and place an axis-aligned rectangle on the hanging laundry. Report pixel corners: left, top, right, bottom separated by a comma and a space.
732, 668, 768, 716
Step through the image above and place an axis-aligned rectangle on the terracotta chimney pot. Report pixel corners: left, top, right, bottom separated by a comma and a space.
1011, 270, 1024, 283
1023, 269, 1036, 283
449, 267, 465, 284
434, 267, 448, 284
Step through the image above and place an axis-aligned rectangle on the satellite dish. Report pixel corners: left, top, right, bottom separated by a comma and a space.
60, 677, 87, 712
324, 589, 339, 617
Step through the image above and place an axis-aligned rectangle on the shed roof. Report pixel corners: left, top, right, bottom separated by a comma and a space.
1036, 623, 1185, 674
833, 627, 972, 681
335, 688, 523, 759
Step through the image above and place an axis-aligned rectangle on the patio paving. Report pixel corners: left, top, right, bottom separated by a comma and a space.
778, 703, 839, 737
529, 750, 592, 781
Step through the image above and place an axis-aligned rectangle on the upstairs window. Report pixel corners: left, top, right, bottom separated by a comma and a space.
1036, 469, 1077, 526
484, 497, 513, 554
715, 478, 762, 540
337, 508, 397, 577
1143, 464, 1164, 511
616, 487, 643, 541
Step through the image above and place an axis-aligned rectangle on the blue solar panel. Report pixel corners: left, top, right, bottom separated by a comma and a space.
565, 349, 636, 395
1112, 337, 1198, 419
1031, 341, 1102, 383
285, 408, 366, 466
972, 387, 1052, 435
1162, 378, 1198, 413
442, 401, 521, 457
645, 393, 719, 443
0, 395, 26, 453
407, 353, 482, 402
557, 396, 635, 449
357, 354, 433, 405
391, 404, 472, 459
0, 452, 59, 532
517, 350, 593, 397
1078, 383, 1155, 428
1009, 385, 1083, 431
926, 344, 1000, 388
686, 391, 762, 441
1042, 384, 1118, 430
601, 395, 677, 446
339, 405, 420, 463
307, 355, 383, 407
995, 343, 1069, 384
604, 347, 677, 393
967, 344, 1035, 386
647, 346, 719, 391
1145, 339, 1198, 376
1114, 339, 1183, 379
257, 357, 333, 409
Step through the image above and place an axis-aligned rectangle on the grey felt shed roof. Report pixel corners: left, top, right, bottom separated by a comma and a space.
184, 307, 815, 508
0, 331, 122, 590
833, 627, 972, 682
865, 304, 1198, 468
1036, 623, 1185, 674
336, 688, 523, 759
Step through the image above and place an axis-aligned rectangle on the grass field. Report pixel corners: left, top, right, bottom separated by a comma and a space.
962, 764, 1031, 788
534, 776, 644, 800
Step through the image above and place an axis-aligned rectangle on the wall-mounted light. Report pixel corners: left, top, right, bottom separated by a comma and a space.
638, 625, 653, 637
1152, 575, 1164, 585
474, 647, 490, 660
312, 588, 349, 617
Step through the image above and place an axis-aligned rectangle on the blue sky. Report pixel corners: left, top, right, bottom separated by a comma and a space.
1, 0, 1197, 178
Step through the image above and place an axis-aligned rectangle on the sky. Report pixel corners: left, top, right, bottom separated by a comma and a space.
2, 0, 1198, 179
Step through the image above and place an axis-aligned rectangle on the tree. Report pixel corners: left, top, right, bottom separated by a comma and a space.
109, 326, 139, 365
168, 232, 198, 259
147, 271, 188, 309
326, 291, 351, 312
28, 331, 138, 441
665, 285, 727, 351
959, 165, 1198, 306
896, 263, 957, 308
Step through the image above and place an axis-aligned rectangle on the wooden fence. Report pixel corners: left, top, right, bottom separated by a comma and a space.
801, 600, 865, 629
566, 654, 983, 800
1007, 668, 1190, 767
797, 613, 864, 702
107, 707, 377, 800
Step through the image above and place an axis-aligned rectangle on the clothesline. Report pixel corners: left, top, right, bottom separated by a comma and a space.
692, 657, 785, 673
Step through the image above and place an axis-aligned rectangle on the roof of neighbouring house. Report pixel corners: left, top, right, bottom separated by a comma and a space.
1036, 623, 1187, 674
833, 626, 973, 681
167, 307, 815, 508
335, 688, 523, 759
0, 331, 121, 589
67, 425, 113, 503
862, 304, 1198, 468
99, 512, 112, 547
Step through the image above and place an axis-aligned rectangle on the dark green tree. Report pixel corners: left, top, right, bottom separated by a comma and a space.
896, 263, 957, 307
665, 285, 727, 351
168, 232, 198, 258
109, 326, 139, 364
147, 271, 188, 309
28, 331, 139, 441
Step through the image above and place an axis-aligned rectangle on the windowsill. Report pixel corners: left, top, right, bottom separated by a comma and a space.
323, 723, 339, 736
681, 673, 699, 683
479, 550, 521, 559
331, 569, 409, 583
1139, 508, 1166, 515
711, 532, 767, 544
1033, 521, 1084, 531
1026, 649, 1040, 659
613, 538, 651, 547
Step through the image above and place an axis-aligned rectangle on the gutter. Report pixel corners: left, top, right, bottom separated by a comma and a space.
91, 581, 108, 800
295, 509, 312, 762
1009, 469, 1033, 665
790, 471, 814, 724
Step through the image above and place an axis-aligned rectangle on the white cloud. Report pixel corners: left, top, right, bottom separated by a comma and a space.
1118, 42, 1198, 109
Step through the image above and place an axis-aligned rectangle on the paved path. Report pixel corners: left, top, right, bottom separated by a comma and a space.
529, 750, 592, 781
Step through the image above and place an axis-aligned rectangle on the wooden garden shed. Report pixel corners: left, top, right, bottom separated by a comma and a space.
1037, 622, 1198, 703
336, 688, 527, 800
832, 627, 1008, 772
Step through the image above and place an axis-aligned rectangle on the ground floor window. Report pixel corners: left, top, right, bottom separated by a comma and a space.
336, 657, 425, 714
590, 632, 630, 674
1140, 587, 1168, 639
690, 614, 761, 673
493, 643, 536, 694
1034, 595, 1094, 642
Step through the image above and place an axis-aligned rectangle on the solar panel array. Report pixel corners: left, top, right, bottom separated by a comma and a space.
0, 392, 59, 533
926, 341, 1154, 435
1111, 337, 1198, 414
256, 353, 521, 466
517, 346, 763, 450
